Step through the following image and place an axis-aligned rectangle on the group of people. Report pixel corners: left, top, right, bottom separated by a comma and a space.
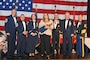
5, 9, 38, 58
5, 9, 86, 59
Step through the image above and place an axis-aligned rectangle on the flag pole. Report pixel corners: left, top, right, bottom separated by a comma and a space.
35, 4, 40, 48
54, 5, 57, 13
73, 6, 75, 23
35, 4, 37, 13
35, 4, 38, 23
54, 5, 60, 55
72, 6, 77, 54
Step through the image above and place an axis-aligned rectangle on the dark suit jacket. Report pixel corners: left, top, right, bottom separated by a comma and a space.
53, 19, 64, 34
5, 15, 17, 35
27, 20, 38, 34
62, 19, 74, 35
53, 19, 60, 30
17, 20, 27, 35
76, 20, 85, 36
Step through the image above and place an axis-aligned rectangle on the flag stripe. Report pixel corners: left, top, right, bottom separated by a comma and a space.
0, 16, 6, 20
33, 0, 87, 6
0, 20, 5, 26
33, 0, 88, 3
0, 26, 5, 31
32, 9, 87, 15
59, 0, 87, 2
33, 3, 87, 11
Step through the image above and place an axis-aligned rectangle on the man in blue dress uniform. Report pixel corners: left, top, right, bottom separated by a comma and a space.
5, 9, 17, 58
52, 12, 62, 55
62, 12, 74, 58
17, 14, 28, 58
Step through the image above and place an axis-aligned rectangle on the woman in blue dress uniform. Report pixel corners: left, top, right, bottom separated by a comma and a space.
26, 14, 38, 57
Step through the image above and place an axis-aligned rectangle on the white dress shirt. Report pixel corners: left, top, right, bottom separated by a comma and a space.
54, 19, 59, 29
33, 20, 36, 29
65, 20, 68, 29
77, 22, 81, 28
13, 16, 17, 27
22, 21, 26, 31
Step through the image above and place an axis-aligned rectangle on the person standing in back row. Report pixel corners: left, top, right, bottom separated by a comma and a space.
39, 13, 53, 59
62, 12, 74, 58
17, 14, 28, 58
5, 9, 18, 58
26, 14, 38, 57
52, 12, 62, 55
75, 14, 85, 58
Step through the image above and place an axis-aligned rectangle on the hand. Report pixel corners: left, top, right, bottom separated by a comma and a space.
32, 33, 36, 36
45, 25, 50, 28
55, 41, 57, 44
34, 33, 37, 35
60, 34, 63, 38
71, 34, 74, 37
6, 33, 10, 36
74, 35, 76, 38
23, 31, 28, 35
80, 36, 82, 39
45, 23, 52, 29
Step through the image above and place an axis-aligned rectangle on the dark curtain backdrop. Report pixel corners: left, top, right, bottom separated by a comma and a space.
87, 0, 90, 37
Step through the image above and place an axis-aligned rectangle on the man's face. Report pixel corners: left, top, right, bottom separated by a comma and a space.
78, 15, 83, 21
11, 9, 16, 16
65, 12, 70, 20
54, 13, 58, 19
20, 14, 25, 21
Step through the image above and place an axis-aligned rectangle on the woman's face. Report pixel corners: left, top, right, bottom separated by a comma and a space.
32, 14, 36, 20
44, 13, 48, 19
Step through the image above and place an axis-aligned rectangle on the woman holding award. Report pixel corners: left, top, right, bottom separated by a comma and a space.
39, 13, 53, 59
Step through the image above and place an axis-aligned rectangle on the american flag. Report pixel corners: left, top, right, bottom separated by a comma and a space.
0, 0, 88, 35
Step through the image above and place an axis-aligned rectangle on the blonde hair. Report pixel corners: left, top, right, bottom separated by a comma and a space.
43, 13, 50, 22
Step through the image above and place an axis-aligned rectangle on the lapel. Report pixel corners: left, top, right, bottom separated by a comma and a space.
64, 19, 71, 29
21, 21, 24, 31
67, 19, 70, 28
77, 21, 83, 28
31, 20, 37, 29
64, 19, 65, 29
31, 21, 34, 29
21, 21, 27, 31
10, 15, 15, 23
10, 15, 17, 26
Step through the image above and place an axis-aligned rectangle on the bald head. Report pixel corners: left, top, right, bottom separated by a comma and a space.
65, 12, 70, 20
11, 9, 16, 16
